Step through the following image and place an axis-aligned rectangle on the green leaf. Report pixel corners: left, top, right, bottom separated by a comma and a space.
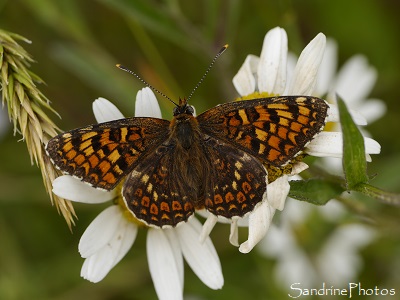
337, 95, 369, 189
289, 179, 345, 205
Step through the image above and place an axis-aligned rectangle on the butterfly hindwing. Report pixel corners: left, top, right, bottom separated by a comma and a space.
46, 117, 170, 190
122, 143, 196, 227
197, 96, 328, 167
202, 137, 267, 218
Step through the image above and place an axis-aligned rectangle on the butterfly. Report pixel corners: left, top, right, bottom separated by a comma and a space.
46, 95, 329, 228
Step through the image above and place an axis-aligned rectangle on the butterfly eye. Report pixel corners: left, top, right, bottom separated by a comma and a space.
186, 105, 194, 115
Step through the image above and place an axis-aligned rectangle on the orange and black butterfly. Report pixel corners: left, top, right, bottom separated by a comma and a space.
46, 95, 328, 228
46, 46, 329, 228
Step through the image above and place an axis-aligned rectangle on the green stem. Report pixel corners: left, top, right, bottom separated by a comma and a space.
354, 183, 400, 206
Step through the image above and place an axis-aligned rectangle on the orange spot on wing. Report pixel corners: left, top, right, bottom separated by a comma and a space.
268, 148, 281, 162
225, 192, 234, 203
74, 154, 86, 165
297, 115, 310, 125
88, 155, 99, 168
150, 203, 159, 215
290, 122, 302, 132
268, 135, 281, 149
141, 196, 150, 207
237, 191, 246, 203
160, 202, 170, 212
214, 194, 223, 204
103, 172, 116, 184
99, 160, 111, 173
66, 149, 77, 160
277, 127, 288, 139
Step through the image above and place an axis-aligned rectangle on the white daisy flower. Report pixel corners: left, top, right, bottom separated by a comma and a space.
202, 26, 380, 254
52, 88, 223, 299
251, 36, 383, 286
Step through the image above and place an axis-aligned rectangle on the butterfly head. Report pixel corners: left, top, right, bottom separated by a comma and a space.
173, 98, 195, 116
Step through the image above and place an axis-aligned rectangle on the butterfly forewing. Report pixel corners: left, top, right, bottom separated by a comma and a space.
46, 117, 170, 190
197, 96, 329, 167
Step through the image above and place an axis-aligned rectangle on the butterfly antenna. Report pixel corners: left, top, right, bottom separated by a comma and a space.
186, 44, 229, 102
116, 64, 179, 106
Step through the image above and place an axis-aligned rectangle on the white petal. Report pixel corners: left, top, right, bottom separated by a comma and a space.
80, 256, 91, 280
325, 104, 340, 123
355, 99, 386, 124
285, 53, 297, 93
306, 131, 381, 158
232, 55, 259, 96
52, 175, 115, 204
286, 33, 326, 95
305, 131, 344, 158
135, 87, 162, 118
196, 209, 249, 227
92, 97, 125, 123
81, 218, 136, 283
333, 55, 377, 105
364, 137, 381, 155
199, 214, 218, 244
314, 38, 338, 96
80, 246, 115, 283
229, 218, 239, 247
257, 27, 288, 94
290, 162, 309, 176
326, 103, 367, 125
147, 228, 183, 300
239, 201, 276, 253
79, 206, 122, 258
267, 175, 290, 210
176, 218, 223, 290
164, 229, 184, 287
110, 219, 138, 269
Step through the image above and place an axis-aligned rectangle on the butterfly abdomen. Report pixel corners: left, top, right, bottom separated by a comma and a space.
169, 114, 209, 204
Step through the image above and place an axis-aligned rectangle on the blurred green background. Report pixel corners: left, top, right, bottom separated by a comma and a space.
1, 0, 400, 299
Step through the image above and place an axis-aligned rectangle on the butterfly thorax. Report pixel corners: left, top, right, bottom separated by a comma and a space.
170, 98, 197, 150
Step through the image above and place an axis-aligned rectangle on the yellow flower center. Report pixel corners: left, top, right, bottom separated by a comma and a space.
113, 181, 148, 227
265, 153, 307, 183
236, 91, 279, 101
